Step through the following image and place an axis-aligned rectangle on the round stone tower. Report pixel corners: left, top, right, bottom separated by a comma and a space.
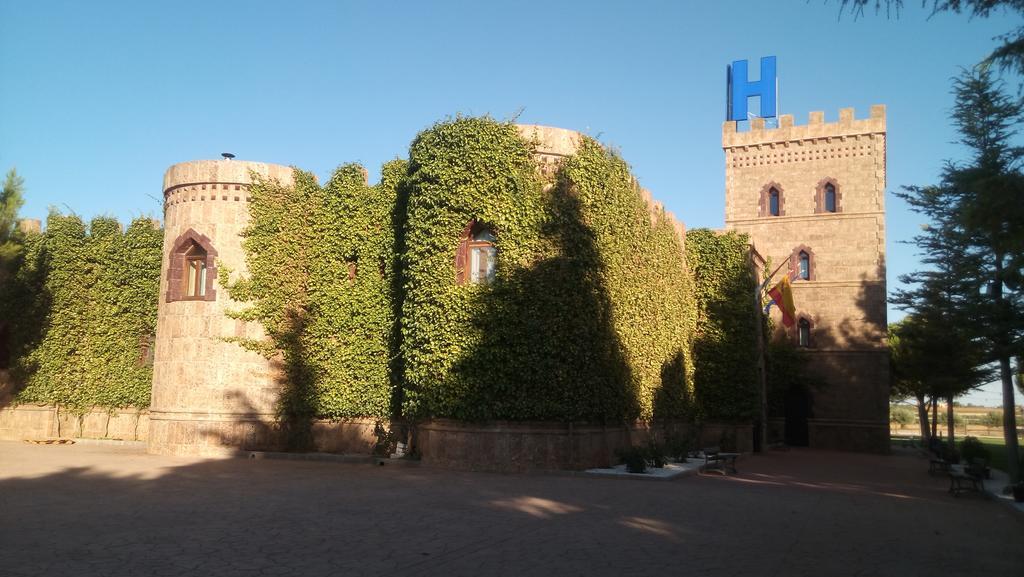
148, 158, 293, 456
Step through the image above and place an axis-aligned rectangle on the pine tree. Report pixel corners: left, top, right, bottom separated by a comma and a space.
896, 65, 1024, 483
0, 168, 25, 266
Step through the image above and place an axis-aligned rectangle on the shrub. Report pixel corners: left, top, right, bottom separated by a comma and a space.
960, 436, 990, 463
616, 445, 647, 474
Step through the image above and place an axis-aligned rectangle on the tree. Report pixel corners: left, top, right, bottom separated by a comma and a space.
890, 405, 915, 430
895, 65, 1024, 483
842, 1, 1024, 77
0, 168, 25, 266
889, 316, 990, 443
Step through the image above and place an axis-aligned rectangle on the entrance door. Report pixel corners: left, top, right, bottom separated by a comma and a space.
784, 389, 810, 446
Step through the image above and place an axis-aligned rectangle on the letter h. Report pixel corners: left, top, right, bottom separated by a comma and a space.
728, 56, 777, 121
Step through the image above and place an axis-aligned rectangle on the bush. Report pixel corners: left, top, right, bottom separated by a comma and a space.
644, 441, 667, 468
616, 445, 648, 474
960, 436, 991, 463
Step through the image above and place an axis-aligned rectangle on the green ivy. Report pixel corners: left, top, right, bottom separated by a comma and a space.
400, 117, 696, 422
8, 213, 162, 413
685, 228, 759, 421
224, 164, 396, 421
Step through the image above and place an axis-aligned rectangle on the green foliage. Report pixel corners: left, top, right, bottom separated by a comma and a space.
224, 164, 396, 421
0, 168, 25, 265
889, 405, 915, 427
960, 435, 991, 463
983, 411, 1002, 429
615, 445, 648, 473
685, 229, 759, 421
9, 213, 162, 412
399, 117, 695, 423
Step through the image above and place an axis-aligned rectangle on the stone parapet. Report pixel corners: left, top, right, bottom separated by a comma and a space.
722, 105, 886, 148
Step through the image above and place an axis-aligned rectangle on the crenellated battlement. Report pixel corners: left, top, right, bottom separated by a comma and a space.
722, 105, 885, 149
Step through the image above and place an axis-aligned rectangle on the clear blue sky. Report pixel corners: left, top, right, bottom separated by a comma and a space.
1, 0, 1019, 405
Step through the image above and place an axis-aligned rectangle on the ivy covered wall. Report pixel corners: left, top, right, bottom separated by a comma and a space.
1, 213, 162, 412
399, 118, 696, 423
223, 164, 397, 422
685, 229, 759, 421
1, 117, 762, 430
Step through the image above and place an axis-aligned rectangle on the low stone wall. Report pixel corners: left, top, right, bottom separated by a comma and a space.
146, 413, 382, 457
0, 404, 150, 442
414, 419, 753, 472
809, 418, 890, 454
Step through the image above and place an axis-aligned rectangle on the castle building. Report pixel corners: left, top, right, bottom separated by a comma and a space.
149, 160, 295, 455
723, 106, 890, 452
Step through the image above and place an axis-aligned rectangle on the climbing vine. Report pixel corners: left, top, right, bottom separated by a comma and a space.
8, 213, 162, 412
685, 229, 759, 420
224, 164, 396, 420
400, 117, 696, 422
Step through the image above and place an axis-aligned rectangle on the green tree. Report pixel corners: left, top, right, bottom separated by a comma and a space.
842, 1, 1024, 76
895, 65, 1024, 482
890, 405, 915, 430
889, 316, 990, 443
0, 168, 25, 267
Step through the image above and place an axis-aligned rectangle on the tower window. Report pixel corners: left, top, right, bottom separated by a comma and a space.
790, 245, 815, 282
815, 178, 842, 214
824, 184, 837, 213
184, 243, 207, 298
759, 183, 785, 217
469, 228, 497, 284
798, 318, 811, 348
455, 222, 498, 285
167, 229, 218, 302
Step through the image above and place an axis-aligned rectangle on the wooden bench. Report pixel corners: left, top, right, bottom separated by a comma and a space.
701, 446, 738, 475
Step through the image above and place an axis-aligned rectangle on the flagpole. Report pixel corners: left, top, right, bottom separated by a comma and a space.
752, 250, 771, 453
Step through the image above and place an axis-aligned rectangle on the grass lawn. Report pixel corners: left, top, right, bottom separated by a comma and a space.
958, 436, 1022, 472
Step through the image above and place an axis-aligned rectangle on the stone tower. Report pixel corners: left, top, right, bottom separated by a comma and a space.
148, 159, 294, 456
722, 106, 889, 453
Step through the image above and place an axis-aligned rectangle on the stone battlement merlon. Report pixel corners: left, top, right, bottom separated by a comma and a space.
722, 105, 886, 149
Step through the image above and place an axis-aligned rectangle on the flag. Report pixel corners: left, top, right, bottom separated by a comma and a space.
767, 275, 796, 328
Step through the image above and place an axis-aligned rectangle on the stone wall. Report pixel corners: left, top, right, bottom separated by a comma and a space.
723, 107, 890, 453
148, 159, 294, 456
0, 404, 149, 441
414, 419, 752, 472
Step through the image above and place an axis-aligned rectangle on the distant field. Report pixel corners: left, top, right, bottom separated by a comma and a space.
892, 433, 1022, 472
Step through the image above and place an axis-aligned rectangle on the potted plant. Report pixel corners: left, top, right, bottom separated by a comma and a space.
1013, 481, 1024, 503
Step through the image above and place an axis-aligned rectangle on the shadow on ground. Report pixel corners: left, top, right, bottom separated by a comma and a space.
1, 442, 1021, 577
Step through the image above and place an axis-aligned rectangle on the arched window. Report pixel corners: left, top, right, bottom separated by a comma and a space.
798, 318, 811, 348
760, 182, 785, 217
183, 242, 208, 298
167, 229, 217, 302
469, 228, 497, 284
815, 178, 842, 214
789, 245, 816, 281
824, 183, 837, 213
455, 222, 497, 285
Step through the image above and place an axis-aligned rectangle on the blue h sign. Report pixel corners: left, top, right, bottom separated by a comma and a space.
727, 56, 777, 121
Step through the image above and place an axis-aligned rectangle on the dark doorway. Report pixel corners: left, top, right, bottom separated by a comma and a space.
0, 323, 10, 370
784, 388, 810, 446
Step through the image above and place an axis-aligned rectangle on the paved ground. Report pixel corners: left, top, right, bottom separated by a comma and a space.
1, 441, 1021, 577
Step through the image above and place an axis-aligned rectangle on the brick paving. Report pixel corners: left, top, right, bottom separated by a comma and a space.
0, 441, 1021, 576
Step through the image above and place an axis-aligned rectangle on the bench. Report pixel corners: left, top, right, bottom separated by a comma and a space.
929, 457, 951, 475
948, 466, 984, 497
701, 446, 738, 475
